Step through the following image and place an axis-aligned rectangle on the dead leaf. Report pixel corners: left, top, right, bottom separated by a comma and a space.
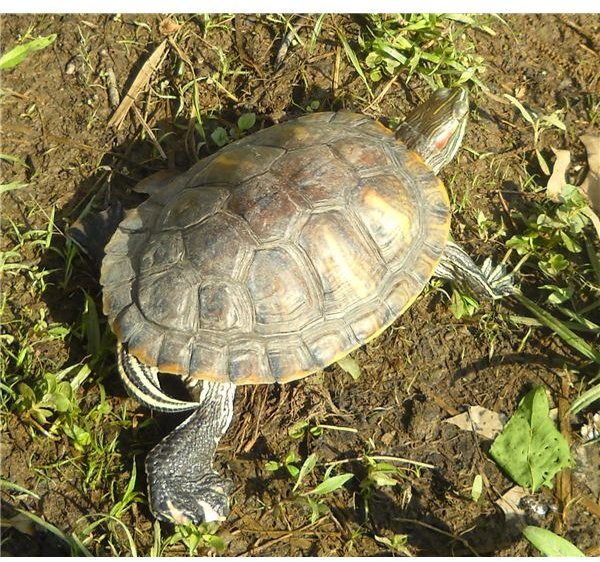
159, 17, 181, 35
546, 147, 571, 202
496, 485, 529, 529
580, 133, 600, 214
0, 513, 35, 535
107, 39, 168, 129
444, 405, 507, 439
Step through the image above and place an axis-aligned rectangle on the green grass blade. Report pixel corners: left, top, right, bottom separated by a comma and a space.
336, 29, 373, 98
570, 382, 600, 414
0, 478, 41, 499
514, 293, 600, 364
309, 14, 327, 53
585, 237, 600, 286
0, 181, 29, 194
16, 509, 93, 556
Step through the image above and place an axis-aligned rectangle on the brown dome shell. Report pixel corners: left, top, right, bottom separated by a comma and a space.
100, 111, 450, 384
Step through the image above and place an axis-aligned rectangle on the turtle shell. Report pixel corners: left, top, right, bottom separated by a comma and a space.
101, 111, 451, 384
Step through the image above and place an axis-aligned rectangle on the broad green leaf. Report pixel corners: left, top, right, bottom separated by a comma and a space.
449, 289, 479, 319
0, 34, 56, 69
523, 526, 585, 557
237, 113, 256, 131
304, 473, 353, 496
306, 497, 322, 524
444, 13, 476, 24
489, 386, 573, 492
264, 460, 280, 472
210, 127, 229, 147
536, 148, 551, 176
45, 392, 71, 412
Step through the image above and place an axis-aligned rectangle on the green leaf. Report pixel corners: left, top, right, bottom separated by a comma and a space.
369, 470, 399, 487
237, 113, 256, 131
449, 289, 479, 319
15, 509, 92, 556
536, 148, 551, 176
504, 94, 536, 126
306, 497, 323, 524
45, 392, 71, 412
210, 127, 229, 147
264, 460, 280, 472
522, 526, 585, 557
336, 355, 362, 380
539, 253, 569, 277
337, 30, 373, 97
559, 230, 581, 253
288, 420, 309, 439
304, 473, 353, 496
489, 387, 573, 492
540, 112, 567, 131
540, 284, 573, 305
203, 533, 226, 553
293, 453, 318, 493
471, 474, 483, 502
0, 154, 29, 167
0, 34, 57, 70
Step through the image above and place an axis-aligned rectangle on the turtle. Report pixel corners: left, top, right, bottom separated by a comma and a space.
92, 87, 514, 525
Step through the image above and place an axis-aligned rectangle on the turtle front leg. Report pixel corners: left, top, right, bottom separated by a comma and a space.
435, 241, 514, 300
146, 381, 236, 524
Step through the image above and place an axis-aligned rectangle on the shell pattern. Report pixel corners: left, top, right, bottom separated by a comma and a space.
101, 111, 451, 384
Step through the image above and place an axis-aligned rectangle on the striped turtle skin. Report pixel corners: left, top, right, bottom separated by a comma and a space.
101, 110, 451, 386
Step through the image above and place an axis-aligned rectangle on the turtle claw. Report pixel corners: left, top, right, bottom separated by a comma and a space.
480, 258, 515, 299
437, 242, 516, 301
150, 473, 233, 524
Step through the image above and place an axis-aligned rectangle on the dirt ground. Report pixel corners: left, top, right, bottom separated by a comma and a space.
1, 13, 599, 556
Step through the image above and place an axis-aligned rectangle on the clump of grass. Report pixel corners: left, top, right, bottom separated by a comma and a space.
354, 14, 493, 91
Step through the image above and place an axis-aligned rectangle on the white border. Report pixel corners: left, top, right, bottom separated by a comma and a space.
2, 1, 598, 14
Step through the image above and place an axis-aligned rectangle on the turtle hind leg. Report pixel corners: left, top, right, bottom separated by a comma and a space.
435, 241, 515, 300
146, 381, 237, 524
68, 202, 124, 269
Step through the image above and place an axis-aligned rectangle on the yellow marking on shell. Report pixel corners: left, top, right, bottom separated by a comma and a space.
321, 224, 376, 300
215, 151, 242, 165
286, 123, 313, 139
362, 187, 412, 240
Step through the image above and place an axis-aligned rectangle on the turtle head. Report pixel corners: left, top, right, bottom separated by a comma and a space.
396, 88, 469, 175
